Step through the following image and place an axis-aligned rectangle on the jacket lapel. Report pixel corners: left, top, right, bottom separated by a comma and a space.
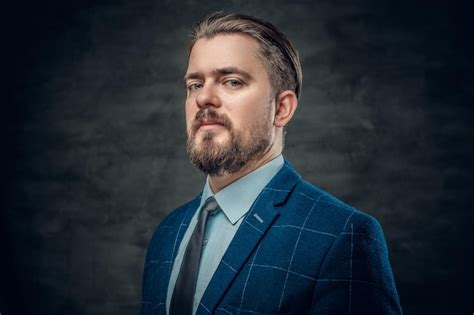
161, 194, 202, 303
196, 161, 301, 314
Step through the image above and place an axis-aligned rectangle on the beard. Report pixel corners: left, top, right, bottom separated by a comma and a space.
186, 108, 272, 176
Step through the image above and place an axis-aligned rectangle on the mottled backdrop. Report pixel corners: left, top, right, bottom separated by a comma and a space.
2, 0, 473, 314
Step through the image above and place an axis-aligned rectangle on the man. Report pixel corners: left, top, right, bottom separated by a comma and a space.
141, 12, 402, 315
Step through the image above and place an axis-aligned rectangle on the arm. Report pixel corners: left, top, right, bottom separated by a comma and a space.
310, 212, 402, 315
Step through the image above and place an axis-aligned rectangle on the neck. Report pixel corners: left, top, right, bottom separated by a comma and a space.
208, 143, 281, 193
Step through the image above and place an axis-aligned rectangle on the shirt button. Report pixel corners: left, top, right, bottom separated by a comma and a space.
203, 239, 208, 246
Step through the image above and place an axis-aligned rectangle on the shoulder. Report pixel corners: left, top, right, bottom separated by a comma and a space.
290, 177, 385, 241
290, 178, 394, 282
296, 180, 401, 313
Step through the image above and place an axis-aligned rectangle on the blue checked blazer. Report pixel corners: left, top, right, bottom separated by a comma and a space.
141, 160, 402, 314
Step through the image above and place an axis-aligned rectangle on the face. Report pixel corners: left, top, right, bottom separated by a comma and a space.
184, 34, 276, 176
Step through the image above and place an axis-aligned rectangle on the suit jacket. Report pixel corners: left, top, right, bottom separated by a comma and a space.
141, 160, 402, 314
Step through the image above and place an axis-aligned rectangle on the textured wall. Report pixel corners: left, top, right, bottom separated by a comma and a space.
2, 0, 473, 314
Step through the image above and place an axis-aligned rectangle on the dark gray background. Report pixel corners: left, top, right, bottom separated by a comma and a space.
2, 0, 473, 314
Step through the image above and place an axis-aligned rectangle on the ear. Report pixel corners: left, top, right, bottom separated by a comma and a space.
274, 90, 298, 128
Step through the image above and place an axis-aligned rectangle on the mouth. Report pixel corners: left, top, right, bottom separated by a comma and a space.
197, 119, 225, 130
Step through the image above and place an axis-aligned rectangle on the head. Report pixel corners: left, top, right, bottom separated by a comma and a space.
189, 12, 302, 99
184, 12, 302, 176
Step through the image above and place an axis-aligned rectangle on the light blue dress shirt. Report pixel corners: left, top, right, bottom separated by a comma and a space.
166, 154, 284, 315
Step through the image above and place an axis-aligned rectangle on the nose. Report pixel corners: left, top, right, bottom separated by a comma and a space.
195, 82, 221, 109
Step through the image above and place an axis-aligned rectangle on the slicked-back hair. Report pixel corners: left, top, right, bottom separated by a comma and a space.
188, 12, 303, 99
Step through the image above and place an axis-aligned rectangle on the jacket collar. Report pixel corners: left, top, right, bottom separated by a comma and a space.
201, 155, 285, 225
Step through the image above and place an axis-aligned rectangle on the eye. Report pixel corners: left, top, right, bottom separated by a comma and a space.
187, 82, 203, 91
224, 79, 243, 88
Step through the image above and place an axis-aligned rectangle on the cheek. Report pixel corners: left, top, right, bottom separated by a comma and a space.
185, 103, 196, 127
232, 99, 269, 127
224, 96, 256, 123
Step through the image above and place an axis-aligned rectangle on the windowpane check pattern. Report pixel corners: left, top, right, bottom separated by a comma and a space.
141, 161, 402, 315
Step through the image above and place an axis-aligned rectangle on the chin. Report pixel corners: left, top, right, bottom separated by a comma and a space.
198, 129, 228, 143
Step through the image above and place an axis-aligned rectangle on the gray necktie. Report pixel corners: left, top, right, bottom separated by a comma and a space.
170, 196, 220, 315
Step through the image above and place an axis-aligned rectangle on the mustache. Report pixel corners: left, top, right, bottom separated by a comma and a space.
192, 109, 232, 132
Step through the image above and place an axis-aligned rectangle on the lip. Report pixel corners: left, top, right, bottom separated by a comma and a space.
198, 124, 224, 131
197, 120, 224, 129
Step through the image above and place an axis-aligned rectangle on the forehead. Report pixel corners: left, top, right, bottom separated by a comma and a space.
186, 34, 267, 77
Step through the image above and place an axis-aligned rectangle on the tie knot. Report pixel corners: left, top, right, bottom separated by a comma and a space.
201, 196, 220, 215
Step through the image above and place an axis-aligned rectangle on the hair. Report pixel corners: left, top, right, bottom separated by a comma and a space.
188, 12, 303, 99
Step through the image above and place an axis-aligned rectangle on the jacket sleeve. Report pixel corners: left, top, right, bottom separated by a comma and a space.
310, 211, 402, 315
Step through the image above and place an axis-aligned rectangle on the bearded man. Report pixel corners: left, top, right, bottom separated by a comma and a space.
141, 12, 402, 315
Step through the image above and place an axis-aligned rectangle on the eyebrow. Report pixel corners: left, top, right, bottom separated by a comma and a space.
184, 67, 254, 83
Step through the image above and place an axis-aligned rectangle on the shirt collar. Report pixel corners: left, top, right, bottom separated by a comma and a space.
200, 154, 284, 225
